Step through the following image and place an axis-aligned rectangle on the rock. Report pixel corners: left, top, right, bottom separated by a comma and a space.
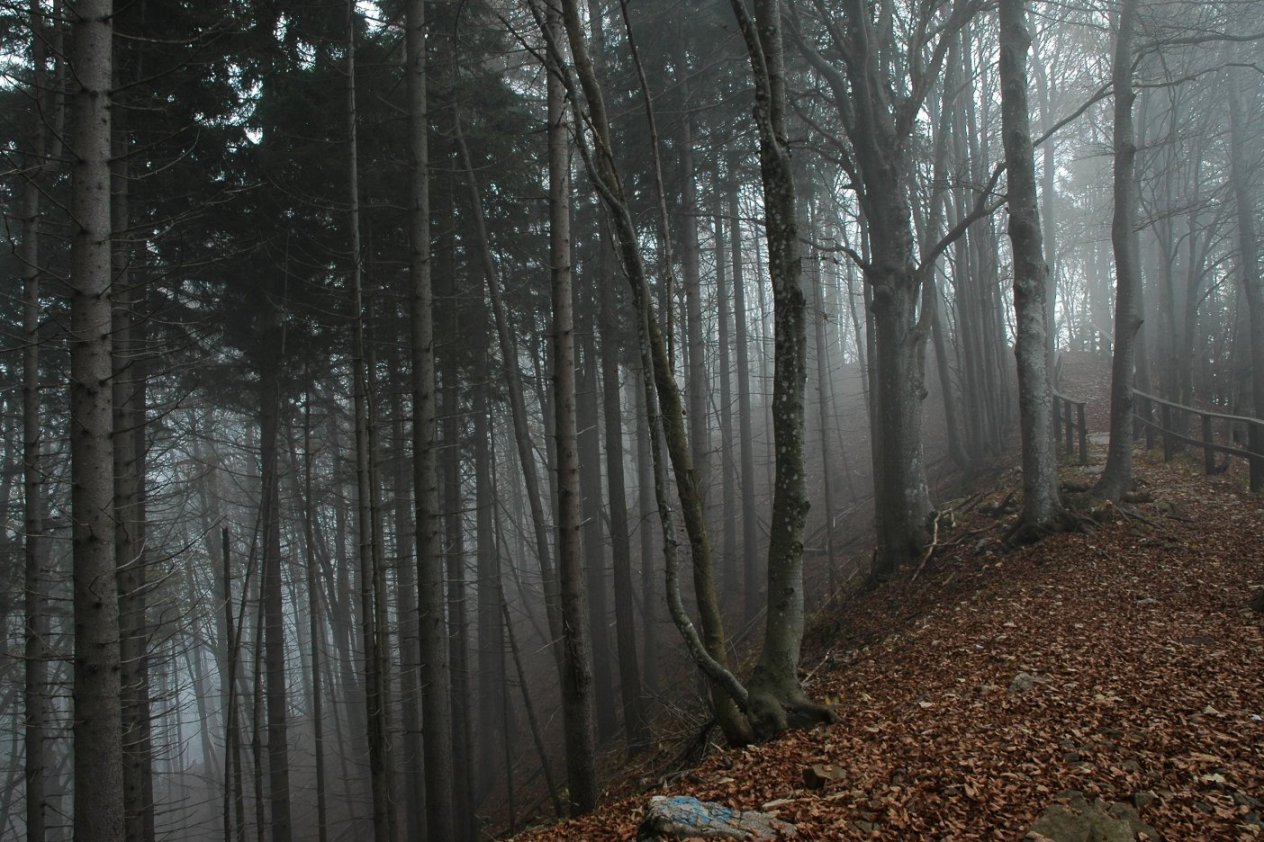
1249, 590, 1264, 613
637, 795, 797, 841
802, 764, 846, 790
1025, 792, 1159, 841
1009, 672, 1048, 694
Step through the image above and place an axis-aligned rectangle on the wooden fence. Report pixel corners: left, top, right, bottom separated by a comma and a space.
1052, 391, 1088, 465
1131, 388, 1264, 491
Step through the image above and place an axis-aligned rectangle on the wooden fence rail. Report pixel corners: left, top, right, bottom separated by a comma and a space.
1052, 391, 1088, 465
1131, 388, 1264, 491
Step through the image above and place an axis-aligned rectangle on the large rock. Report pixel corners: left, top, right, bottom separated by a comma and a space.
1026, 791, 1158, 841
637, 795, 797, 841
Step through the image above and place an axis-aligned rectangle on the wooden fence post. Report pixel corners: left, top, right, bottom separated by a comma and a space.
1250, 422, 1263, 492
1076, 403, 1087, 465
1202, 414, 1215, 475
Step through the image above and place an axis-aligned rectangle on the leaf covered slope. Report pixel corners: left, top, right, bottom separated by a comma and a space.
517, 452, 1264, 840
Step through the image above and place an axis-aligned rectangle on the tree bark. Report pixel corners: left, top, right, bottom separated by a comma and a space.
729, 168, 761, 625
554, 0, 752, 745
406, 0, 455, 834
546, 0, 599, 810
346, 7, 394, 835
998, 0, 1065, 536
1093, 0, 1142, 502
1227, 70, 1263, 425
68, 1, 124, 838
728, 0, 837, 738
21, 1, 56, 835
598, 235, 650, 755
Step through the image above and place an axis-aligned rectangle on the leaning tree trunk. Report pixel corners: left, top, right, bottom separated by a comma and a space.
68, 1, 124, 838
554, 0, 753, 745
998, 0, 1065, 536
1093, 0, 1142, 502
727, 0, 837, 739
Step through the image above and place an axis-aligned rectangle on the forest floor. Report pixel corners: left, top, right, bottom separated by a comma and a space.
512, 361, 1264, 840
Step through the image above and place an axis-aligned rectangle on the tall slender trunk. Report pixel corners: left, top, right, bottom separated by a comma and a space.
69, 2, 124, 837
441, 359, 475, 841
546, 1, 599, 810
1228, 74, 1263, 417
346, 7, 394, 834
21, 2, 56, 835
576, 328, 615, 740
599, 235, 649, 755
729, 169, 761, 624
113, 223, 155, 842
299, 399, 328, 842
407, 0, 454, 833
474, 340, 507, 796
259, 299, 292, 841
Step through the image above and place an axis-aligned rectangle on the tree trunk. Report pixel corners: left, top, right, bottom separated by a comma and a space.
346, 8, 394, 834
558, 0, 752, 744
999, 0, 1065, 536
20, 1, 55, 834
729, 168, 761, 624
576, 328, 615, 741
474, 341, 508, 797
259, 295, 292, 842
728, 0, 837, 738
68, 1, 125, 837
1227, 71, 1263, 425
406, 0, 455, 833
544, 0, 599, 809
1093, 0, 1142, 502
299, 399, 329, 842
714, 194, 739, 607
598, 235, 649, 754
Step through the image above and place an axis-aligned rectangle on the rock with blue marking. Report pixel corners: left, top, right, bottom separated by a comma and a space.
637, 795, 797, 840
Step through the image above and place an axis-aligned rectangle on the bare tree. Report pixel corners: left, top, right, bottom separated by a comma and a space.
998, 0, 1066, 536
1094, 0, 1143, 502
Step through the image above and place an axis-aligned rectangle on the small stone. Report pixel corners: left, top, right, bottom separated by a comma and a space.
802, 764, 846, 790
1009, 672, 1047, 693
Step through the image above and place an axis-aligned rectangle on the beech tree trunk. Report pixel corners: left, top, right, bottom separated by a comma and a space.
1227, 71, 1264, 425
728, 0, 836, 738
998, 0, 1065, 536
1094, 0, 1142, 502
68, 1, 125, 838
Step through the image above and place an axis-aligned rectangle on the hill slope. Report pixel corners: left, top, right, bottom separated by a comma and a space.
515, 449, 1264, 840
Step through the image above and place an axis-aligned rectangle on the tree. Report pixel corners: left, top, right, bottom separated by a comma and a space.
19, 2, 60, 836
67, 0, 125, 838
1093, 0, 1143, 502
406, 0, 456, 834
543, 0, 599, 811
727, 0, 837, 736
998, 0, 1066, 536
791, 0, 980, 575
